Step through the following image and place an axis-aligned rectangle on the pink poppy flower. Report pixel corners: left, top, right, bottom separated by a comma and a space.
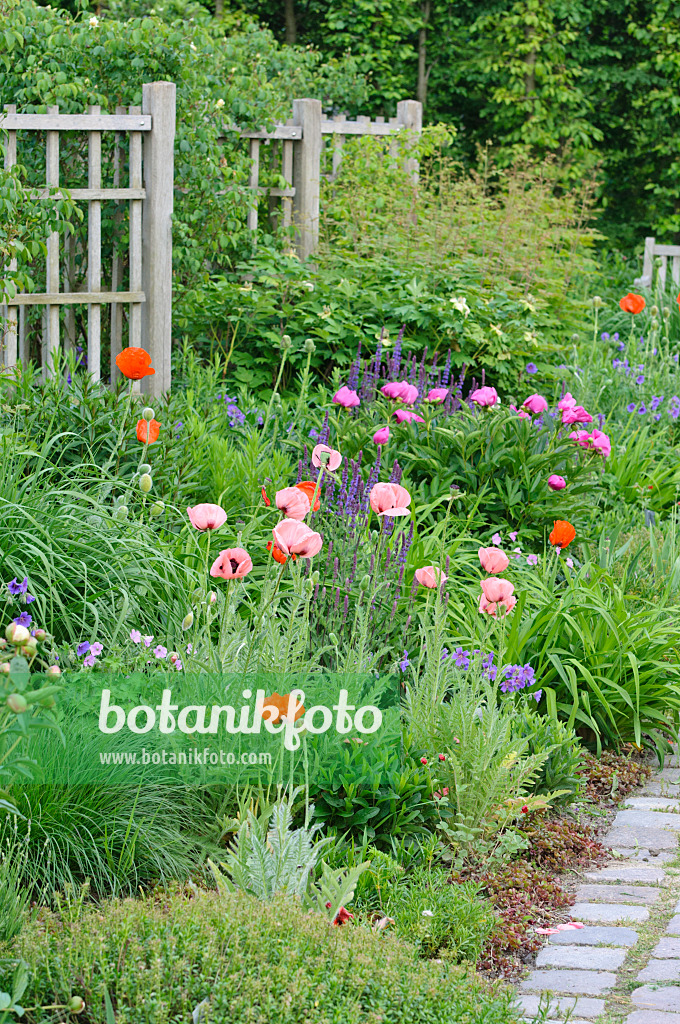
187, 503, 227, 531
393, 409, 425, 425
557, 392, 577, 411
426, 387, 448, 402
210, 547, 253, 579
275, 486, 310, 521
373, 426, 390, 445
562, 405, 593, 424
369, 482, 412, 517
548, 474, 567, 490
415, 566, 448, 589
478, 547, 509, 573
311, 444, 342, 471
479, 577, 516, 618
470, 386, 498, 407
522, 394, 548, 415
381, 381, 419, 404
333, 386, 360, 408
272, 518, 323, 558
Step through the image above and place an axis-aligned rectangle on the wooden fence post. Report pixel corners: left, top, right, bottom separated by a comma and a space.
141, 81, 176, 397
396, 100, 423, 184
292, 98, 322, 260
2, 104, 17, 371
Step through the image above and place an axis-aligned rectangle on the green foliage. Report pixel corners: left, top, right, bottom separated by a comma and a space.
509, 706, 584, 802
14, 888, 522, 1023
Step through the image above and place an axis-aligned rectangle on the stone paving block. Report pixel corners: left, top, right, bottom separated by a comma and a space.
610, 847, 676, 862
523, 1019, 593, 1024
615, 809, 680, 831
631, 985, 680, 1012
607, 826, 678, 850
548, 925, 638, 947
637, 959, 680, 982
640, 781, 680, 797
625, 796, 680, 811
668, 916, 680, 936
667, 754, 680, 767
517, 993, 606, 1017
653, 937, 680, 958
521, 968, 617, 995
584, 864, 666, 884
676, 898, 680, 913
625, 1013, 680, 1024
570, 902, 650, 924
658, 768, 680, 782
536, 944, 627, 971
575, 883, 660, 906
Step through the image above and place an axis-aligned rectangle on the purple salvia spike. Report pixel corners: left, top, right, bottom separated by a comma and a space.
296, 459, 303, 484
334, 587, 340, 610
384, 547, 392, 571
319, 411, 330, 445
481, 368, 486, 388
321, 586, 326, 602
313, 583, 319, 601
332, 557, 339, 583
343, 594, 349, 623
392, 325, 405, 377
442, 349, 451, 386
445, 554, 450, 575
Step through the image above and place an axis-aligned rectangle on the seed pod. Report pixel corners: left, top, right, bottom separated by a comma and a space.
181, 611, 194, 630
113, 505, 129, 521
67, 996, 86, 1014
591, 295, 603, 309
303, 338, 316, 354
5, 623, 30, 646
142, 407, 155, 422
139, 474, 153, 494
45, 665, 62, 680
150, 501, 165, 518
7, 694, 28, 714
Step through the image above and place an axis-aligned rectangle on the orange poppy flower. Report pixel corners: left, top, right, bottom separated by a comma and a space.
549, 520, 576, 549
261, 691, 305, 724
115, 347, 155, 380
266, 541, 295, 564
296, 480, 320, 512
619, 293, 645, 315
261, 485, 271, 507
136, 418, 161, 444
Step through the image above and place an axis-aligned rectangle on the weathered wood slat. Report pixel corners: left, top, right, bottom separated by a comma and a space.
237, 126, 302, 140
129, 105, 143, 351
0, 113, 151, 131
320, 120, 400, 136
68, 188, 146, 200
45, 105, 60, 376
88, 105, 102, 382
2, 105, 18, 369
247, 138, 260, 233
650, 244, 680, 257
110, 107, 126, 382
281, 136, 294, 229
12, 291, 146, 305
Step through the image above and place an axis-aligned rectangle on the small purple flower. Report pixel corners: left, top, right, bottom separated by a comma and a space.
154, 645, 168, 659
526, 363, 538, 374
76, 641, 91, 657
566, 557, 574, 569
174, 421, 184, 434
627, 403, 636, 413
613, 333, 619, 341
13, 612, 31, 628
186, 643, 193, 654
83, 653, 97, 668
638, 403, 647, 414
651, 396, 663, 411
441, 648, 449, 662
618, 341, 625, 351
654, 413, 661, 421
25, 592, 36, 605
174, 659, 183, 671
492, 532, 502, 546
533, 690, 542, 703
526, 554, 538, 566
601, 332, 610, 341
399, 650, 410, 673
636, 375, 645, 385
453, 647, 470, 670
143, 635, 154, 648
90, 642, 103, 657
130, 629, 141, 643
509, 531, 518, 542
7, 577, 28, 596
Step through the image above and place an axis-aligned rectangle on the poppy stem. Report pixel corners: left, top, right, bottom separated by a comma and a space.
114, 379, 135, 477
242, 561, 287, 678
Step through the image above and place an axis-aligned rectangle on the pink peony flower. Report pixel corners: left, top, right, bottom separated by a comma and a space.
275, 486, 310, 521
415, 566, 448, 589
381, 381, 419, 404
562, 405, 593, 425
522, 394, 548, 415
393, 408, 425, 425
333, 386, 360, 408
369, 482, 412, 517
470, 386, 498, 407
272, 518, 323, 558
548, 474, 567, 490
510, 404, 531, 420
478, 547, 509, 573
589, 429, 611, 457
210, 547, 253, 579
426, 387, 449, 403
311, 443, 342, 471
569, 429, 591, 448
557, 392, 577, 411
187, 503, 227, 531
373, 426, 390, 445
479, 577, 516, 618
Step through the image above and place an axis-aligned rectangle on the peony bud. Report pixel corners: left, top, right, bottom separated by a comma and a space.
0, 638, 6, 649
0, 663, 9, 675
33, 628, 46, 641
40, 695, 56, 709
21, 637, 38, 656
280, 334, 292, 350
139, 474, 153, 494
303, 338, 316, 354
142, 407, 155, 422
67, 996, 86, 1014
45, 665, 62, 680
181, 611, 194, 630
7, 694, 28, 714
5, 623, 30, 646
150, 501, 165, 518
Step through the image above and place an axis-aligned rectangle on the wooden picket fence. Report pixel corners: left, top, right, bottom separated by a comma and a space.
0, 88, 421, 392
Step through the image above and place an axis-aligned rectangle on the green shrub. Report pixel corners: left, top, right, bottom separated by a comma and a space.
509, 706, 584, 803
16, 889, 523, 1023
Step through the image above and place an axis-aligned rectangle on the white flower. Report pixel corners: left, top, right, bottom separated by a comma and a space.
301, 280, 315, 292
88, 15, 99, 27
238, 282, 253, 293
190, 42, 197, 51
215, 98, 225, 109
449, 296, 470, 317
489, 323, 503, 337
422, 910, 434, 917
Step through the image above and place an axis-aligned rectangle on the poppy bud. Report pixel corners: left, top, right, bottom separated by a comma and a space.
113, 505, 129, 521
7, 694, 28, 713
5, 624, 30, 646
139, 463, 152, 475
208, 591, 217, 605
34, 628, 46, 641
280, 334, 292, 350
651, 305, 659, 317
21, 637, 38, 656
142, 407, 155, 422
139, 474, 153, 494
652, 318, 660, 331
329, 633, 338, 646
303, 338, 316, 354
591, 295, 603, 309
664, 307, 672, 320
182, 611, 194, 630
311, 570, 320, 584
192, 589, 203, 604
359, 575, 371, 591
67, 996, 86, 1014
46, 665, 61, 679
571, 333, 579, 341
150, 501, 165, 518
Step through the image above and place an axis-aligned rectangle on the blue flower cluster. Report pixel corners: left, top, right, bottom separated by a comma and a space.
500, 663, 535, 693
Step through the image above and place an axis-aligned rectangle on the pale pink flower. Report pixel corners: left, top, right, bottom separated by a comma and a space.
479, 577, 516, 618
187, 503, 227, 531
210, 547, 253, 579
393, 409, 425, 425
154, 645, 168, 659
373, 426, 390, 445
557, 392, 577, 411
426, 387, 448, 402
369, 482, 412, 517
333, 386, 360, 408
478, 547, 509, 573
562, 405, 593, 425
589, 429, 611, 457
142, 635, 153, 647
130, 629, 141, 644
312, 444, 342, 471
272, 518, 323, 558
526, 554, 538, 566
522, 394, 548, 415
470, 386, 498, 407
275, 486, 310, 521
548, 474, 566, 490
492, 533, 502, 546
415, 566, 447, 589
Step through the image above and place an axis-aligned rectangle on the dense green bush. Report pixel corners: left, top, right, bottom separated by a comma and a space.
16, 889, 522, 1023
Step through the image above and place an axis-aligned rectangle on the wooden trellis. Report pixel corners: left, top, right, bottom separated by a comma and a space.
239, 98, 422, 260
634, 236, 680, 292
0, 81, 175, 396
